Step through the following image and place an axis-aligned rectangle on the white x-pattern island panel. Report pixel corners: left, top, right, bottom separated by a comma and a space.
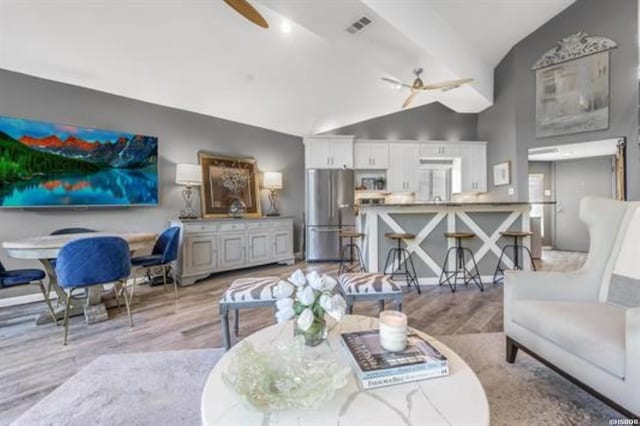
358, 203, 533, 285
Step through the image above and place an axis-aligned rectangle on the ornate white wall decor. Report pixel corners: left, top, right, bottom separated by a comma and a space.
532, 32, 617, 70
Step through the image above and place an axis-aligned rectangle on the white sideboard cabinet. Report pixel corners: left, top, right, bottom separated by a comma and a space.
170, 217, 295, 286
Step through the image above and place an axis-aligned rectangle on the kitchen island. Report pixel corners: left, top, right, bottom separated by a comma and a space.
357, 202, 552, 285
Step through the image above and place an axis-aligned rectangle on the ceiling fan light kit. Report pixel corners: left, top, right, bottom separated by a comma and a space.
382, 68, 474, 108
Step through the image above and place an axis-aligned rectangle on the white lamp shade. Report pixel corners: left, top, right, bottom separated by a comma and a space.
263, 172, 283, 189
175, 163, 202, 186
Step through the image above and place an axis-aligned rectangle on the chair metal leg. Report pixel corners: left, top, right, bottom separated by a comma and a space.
439, 246, 457, 293
113, 284, 123, 313
464, 248, 484, 292
405, 251, 421, 294
120, 281, 134, 327
162, 266, 169, 292
36, 280, 58, 326
169, 265, 178, 299
383, 247, 395, 275
63, 291, 73, 345
493, 245, 510, 284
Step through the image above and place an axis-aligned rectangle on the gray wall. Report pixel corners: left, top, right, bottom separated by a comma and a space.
324, 102, 478, 141
0, 69, 305, 271
479, 0, 639, 201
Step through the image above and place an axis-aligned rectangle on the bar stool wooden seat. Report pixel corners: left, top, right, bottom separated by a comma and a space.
493, 230, 536, 284
439, 232, 483, 293
338, 231, 366, 275
382, 233, 421, 294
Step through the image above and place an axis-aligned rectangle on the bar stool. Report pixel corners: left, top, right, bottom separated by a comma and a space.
439, 232, 483, 293
338, 231, 366, 275
493, 231, 536, 284
382, 233, 421, 294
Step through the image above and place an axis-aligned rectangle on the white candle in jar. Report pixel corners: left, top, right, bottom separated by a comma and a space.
379, 310, 408, 352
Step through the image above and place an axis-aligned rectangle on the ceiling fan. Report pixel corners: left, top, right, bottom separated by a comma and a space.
224, 0, 269, 29
382, 68, 473, 109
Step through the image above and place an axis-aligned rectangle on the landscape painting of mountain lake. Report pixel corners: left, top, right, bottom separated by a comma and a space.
0, 115, 158, 207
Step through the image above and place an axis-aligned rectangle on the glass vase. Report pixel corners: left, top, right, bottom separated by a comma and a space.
295, 316, 327, 347
228, 196, 247, 218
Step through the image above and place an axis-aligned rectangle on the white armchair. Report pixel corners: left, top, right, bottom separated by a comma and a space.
505, 197, 640, 417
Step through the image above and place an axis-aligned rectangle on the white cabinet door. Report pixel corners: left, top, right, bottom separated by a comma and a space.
472, 144, 487, 192
354, 143, 371, 169
354, 143, 388, 169
420, 143, 460, 158
457, 144, 487, 193
219, 233, 246, 269
273, 228, 293, 259
247, 231, 271, 264
184, 234, 218, 275
306, 141, 332, 168
388, 144, 419, 192
330, 139, 354, 169
369, 143, 389, 169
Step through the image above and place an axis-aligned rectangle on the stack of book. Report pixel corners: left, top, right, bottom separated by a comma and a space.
340, 329, 449, 389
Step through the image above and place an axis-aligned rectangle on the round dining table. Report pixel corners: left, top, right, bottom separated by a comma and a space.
201, 315, 490, 426
3, 231, 156, 325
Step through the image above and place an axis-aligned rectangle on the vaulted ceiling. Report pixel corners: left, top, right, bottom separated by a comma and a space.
0, 0, 574, 136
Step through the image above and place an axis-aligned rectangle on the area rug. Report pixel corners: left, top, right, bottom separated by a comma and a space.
438, 333, 624, 425
12, 336, 627, 425
11, 349, 224, 426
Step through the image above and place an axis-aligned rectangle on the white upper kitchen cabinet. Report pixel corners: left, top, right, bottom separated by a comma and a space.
304, 136, 354, 169
458, 142, 487, 193
388, 144, 420, 192
420, 142, 461, 158
354, 142, 389, 169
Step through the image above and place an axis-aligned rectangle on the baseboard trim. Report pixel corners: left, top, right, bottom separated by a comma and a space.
506, 336, 638, 419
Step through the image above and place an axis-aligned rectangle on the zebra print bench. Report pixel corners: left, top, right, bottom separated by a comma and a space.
219, 276, 280, 350
338, 273, 403, 314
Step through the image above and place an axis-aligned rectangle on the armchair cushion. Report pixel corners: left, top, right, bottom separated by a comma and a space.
512, 300, 626, 378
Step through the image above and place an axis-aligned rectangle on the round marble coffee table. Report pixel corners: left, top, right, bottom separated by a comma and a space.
201, 315, 489, 425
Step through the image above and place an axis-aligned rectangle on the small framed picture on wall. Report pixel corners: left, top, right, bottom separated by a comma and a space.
493, 162, 511, 186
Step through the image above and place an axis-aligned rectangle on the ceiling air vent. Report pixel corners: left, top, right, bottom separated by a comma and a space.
346, 16, 373, 34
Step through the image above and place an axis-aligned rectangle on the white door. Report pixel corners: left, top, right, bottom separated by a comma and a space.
247, 231, 270, 264
184, 234, 218, 274
554, 156, 615, 252
219, 233, 246, 269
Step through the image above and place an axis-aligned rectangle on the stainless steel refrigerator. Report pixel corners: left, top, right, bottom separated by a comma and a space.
306, 169, 355, 261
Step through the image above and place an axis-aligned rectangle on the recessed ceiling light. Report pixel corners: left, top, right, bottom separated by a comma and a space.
563, 152, 573, 156
280, 20, 291, 33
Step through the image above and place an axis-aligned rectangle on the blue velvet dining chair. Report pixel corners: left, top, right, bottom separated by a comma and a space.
56, 236, 132, 345
131, 226, 180, 299
0, 261, 58, 325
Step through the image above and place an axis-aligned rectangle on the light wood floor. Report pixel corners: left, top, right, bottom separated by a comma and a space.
0, 250, 585, 424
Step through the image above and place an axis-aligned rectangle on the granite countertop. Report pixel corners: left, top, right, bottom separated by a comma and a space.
359, 201, 556, 207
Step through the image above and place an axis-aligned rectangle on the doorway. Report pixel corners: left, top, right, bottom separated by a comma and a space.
528, 138, 625, 253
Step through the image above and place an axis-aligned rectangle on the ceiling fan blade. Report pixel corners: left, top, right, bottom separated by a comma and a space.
224, 0, 269, 29
422, 78, 473, 91
402, 92, 417, 109
381, 77, 412, 88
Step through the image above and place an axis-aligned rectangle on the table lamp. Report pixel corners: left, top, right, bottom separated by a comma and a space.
263, 172, 283, 217
175, 163, 202, 219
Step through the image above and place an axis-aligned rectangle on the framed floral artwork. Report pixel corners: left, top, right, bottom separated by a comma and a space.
198, 152, 261, 218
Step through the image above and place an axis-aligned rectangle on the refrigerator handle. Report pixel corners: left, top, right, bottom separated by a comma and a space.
329, 172, 334, 219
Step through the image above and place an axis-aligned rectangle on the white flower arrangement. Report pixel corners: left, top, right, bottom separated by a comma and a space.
275, 269, 346, 334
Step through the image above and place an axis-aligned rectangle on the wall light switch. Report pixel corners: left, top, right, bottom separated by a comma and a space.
508, 187, 515, 196
544, 189, 551, 197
